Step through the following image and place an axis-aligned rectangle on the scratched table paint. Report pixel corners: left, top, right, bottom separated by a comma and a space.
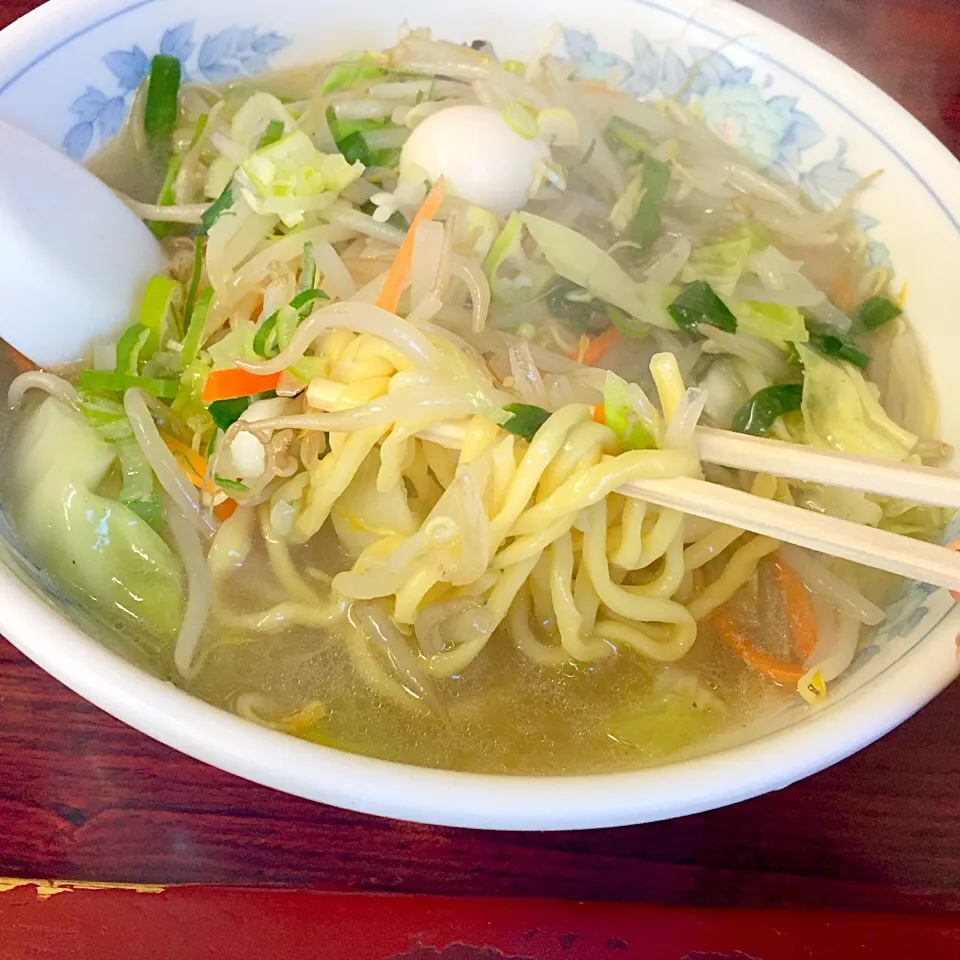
1, 0, 960, 956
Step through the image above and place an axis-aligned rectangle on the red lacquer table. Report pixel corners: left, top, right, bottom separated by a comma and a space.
1, 0, 960, 956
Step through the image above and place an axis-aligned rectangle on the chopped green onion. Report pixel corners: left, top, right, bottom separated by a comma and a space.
629, 155, 670, 251
498, 402, 552, 441
143, 54, 181, 147
114, 324, 152, 376
605, 304, 650, 341
181, 237, 204, 334
731, 384, 803, 436
299, 241, 317, 293
180, 287, 213, 367
850, 295, 902, 332
214, 476, 249, 493
79, 370, 179, 399
138, 273, 182, 345
605, 117, 656, 157
668, 281, 738, 336
546, 280, 602, 333
257, 119, 286, 149
253, 311, 280, 359
808, 329, 870, 369
200, 185, 234, 233
208, 397, 251, 431
322, 60, 387, 94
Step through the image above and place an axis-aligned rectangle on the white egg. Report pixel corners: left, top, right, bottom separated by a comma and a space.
400, 105, 550, 215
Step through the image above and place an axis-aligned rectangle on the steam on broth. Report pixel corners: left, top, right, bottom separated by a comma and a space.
2, 27, 949, 774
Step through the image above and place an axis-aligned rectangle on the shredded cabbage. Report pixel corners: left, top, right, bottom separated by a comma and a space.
729, 300, 809, 344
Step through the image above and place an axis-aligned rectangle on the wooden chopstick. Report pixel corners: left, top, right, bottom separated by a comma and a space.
695, 426, 960, 509
303, 381, 960, 588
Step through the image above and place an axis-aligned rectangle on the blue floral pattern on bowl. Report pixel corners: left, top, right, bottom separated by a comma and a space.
63, 21, 289, 160
562, 29, 893, 267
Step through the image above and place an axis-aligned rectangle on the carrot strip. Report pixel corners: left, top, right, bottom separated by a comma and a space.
769, 556, 818, 658
375, 177, 446, 314
214, 498, 238, 522
202, 368, 283, 402
592, 402, 606, 425
160, 431, 211, 491
830, 272, 854, 313
711, 605, 803, 686
569, 325, 622, 366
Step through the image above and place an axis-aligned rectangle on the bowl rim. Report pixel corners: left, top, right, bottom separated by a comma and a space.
0, 0, 958, 830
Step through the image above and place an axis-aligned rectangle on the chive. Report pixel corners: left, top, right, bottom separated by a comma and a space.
208, 397, 251, 431
629, 155, 670, 251
731, 384, 803, 436
605, 303, 650, 341
143, 54, 182, 146
668, 281, 737, 337
181, 287, 213, 366
200, 185, 234, 233
850, 295, 901, 332
499, 402, 552, 441
79, 370, 179, 399
808, 329, 870, 369
214, 476, 249, 493
257, 119, 286, 149
546, 279, 602, 333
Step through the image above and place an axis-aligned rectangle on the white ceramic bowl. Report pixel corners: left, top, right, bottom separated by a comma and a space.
1, 0, 959, 830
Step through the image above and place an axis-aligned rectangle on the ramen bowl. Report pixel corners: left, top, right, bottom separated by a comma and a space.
0, 0, 958, 830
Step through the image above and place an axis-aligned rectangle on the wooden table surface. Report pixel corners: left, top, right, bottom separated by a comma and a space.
1, 0, 960, 916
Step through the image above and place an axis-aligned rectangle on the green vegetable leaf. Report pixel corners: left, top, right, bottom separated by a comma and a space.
729, 300, 808, 343
808, 329, 869, 369
200, 184, 234, 233
144, 54, 181, 147
851, 295, 902, 332
605, 116, 656, 157
208, 397, 251, 432
180, 287, 213, 367
605, 304, 649, 341
668, 281, 737, 336
485, 212, 556, 305
731, 384, 803, 436
322, 59, 387, 94
546, 279, 602, 332
498, 403, 552, 441
630, 155, 670, 251
257, 119, 286, 149
299, 241, 317, 293
681, 223, 769, 297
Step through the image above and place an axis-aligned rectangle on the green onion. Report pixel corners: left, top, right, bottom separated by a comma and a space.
629, 156, 670, 250
299, 241, 317, 293
253, 311, 280, 358
336, 130, 373, 165
138, 273, 182, 345
143, 54, 182, 147
180, 287, 213, 367
850, 295, 901, 332
731, 384, 803, 436
79, 370, 179, 399
668, 281, 737, 336
327, 109, 400, 168
200, 185, 234, 233
214, 476, 249, 493
605, 304, 650, 341
808, 329, 870, 369
114, 324, 152, 376
181, 237, 204, 334
499, 402, 552, 441
546, 279, 602, 333
208, 397, 251, 431
148, 113, 207, 238
322, 60, 387, 94
257, 119, 286, 149
605, 117, 656, 157
290, 287, 329, 312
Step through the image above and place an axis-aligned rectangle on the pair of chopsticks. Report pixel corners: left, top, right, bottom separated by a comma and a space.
305, 380, 960, 591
